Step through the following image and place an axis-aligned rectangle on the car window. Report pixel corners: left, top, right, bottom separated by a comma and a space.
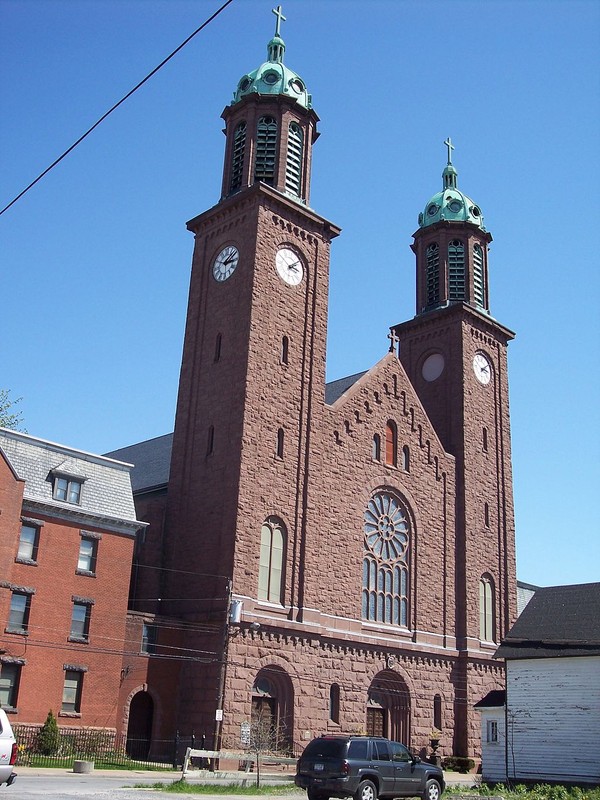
302, 739, 348, 759
373, 740, 391, 760
348, 739, 368, 759
390, 742, 410, 762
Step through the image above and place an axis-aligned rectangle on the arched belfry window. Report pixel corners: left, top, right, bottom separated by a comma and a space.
426, 243, 440, 308
285, 122, 303, 197
448, 239, 465, 301
362, 492, 410, 626
385, 421, 397, 467
258, 516, 286, 603
473, 244, 486, 307
479, 574, 495, 642
229, 121, 247, 194
255, 116, 277, 185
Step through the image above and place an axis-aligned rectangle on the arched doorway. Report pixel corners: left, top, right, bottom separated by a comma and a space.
126, 691, 154, 760
251, 666, 293, 752
366, 669, 410, 745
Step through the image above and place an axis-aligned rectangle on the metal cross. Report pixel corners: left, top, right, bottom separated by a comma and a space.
444, 137, 455, 164
388, 328, 400, 354
272, 5, 286, 36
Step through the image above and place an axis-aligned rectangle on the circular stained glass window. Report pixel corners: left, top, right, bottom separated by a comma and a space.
290, 78, 304, 93
239, 77, 252, 92
263, 71, 279, 85
448, 199, 462, 213
471, 205, 481, 217
427, 203, 439, 216
364, 492, 410, 562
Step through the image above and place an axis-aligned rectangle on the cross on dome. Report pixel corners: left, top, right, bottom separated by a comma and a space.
444, 136, 455, 165
272, 5, 286, 37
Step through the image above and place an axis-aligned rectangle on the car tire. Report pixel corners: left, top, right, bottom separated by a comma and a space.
307, 790, 328, 800
354, 779, 378, 800
422, 779, 441, 800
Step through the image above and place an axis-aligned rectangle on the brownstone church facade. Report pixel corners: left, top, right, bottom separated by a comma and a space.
110, 11, 517, 761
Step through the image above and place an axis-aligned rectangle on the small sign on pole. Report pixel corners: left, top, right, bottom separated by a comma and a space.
215, 709, 223, 721
240, 721, 251, 746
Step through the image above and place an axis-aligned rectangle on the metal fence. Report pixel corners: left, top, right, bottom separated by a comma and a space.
13, 723, 195, 770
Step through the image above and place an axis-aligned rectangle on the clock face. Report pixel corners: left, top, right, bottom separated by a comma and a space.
212, 245, 239, 282
473, 352, 492, 385
276, 247, 304, 286
422, 353, 445, 382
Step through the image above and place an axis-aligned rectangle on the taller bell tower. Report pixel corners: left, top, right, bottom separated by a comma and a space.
162, 7, 339, 737
392, 141, 517, 753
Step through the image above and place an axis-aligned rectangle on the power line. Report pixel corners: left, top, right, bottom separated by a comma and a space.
0, 0, 235, 218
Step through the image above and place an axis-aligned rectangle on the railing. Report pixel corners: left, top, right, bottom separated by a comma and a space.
182, 748, 297, 779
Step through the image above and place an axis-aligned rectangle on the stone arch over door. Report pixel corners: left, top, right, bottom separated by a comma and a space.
126, 690, 154, 760
367, 669, 411, 746
251, 665, 294, 751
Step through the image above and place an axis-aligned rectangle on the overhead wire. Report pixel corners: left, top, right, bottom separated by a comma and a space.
0, 0, 235, 218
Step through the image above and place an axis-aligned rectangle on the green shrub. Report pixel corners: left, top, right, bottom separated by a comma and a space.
36, 710, 60, 756
442, 755, 476, 773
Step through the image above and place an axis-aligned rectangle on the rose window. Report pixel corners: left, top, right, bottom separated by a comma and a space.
364, 493, 409, 562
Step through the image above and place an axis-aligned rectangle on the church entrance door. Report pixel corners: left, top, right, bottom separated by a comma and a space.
367, 669, 410, 746
126, 691, 154, 760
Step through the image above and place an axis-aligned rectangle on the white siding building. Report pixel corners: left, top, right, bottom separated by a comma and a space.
477, 583, 600, 786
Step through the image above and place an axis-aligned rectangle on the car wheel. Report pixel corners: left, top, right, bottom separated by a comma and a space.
307, 790, 328, 800
354, 779, 377, 800
422, 779, 441, 800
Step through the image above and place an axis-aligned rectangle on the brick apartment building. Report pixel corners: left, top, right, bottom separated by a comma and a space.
107, 9, 518, 762
0, 428, 144, 737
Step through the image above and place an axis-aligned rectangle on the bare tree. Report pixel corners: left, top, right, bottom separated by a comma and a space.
0, 389, 25, 431
247, 708, 290, 787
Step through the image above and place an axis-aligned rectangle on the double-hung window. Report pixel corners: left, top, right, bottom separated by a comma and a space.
0, 662, 21, 709
53, 475, 83, 504
8, 591, 32, 634
77, 534, 99, 575
70, 599, 93, 642
17, 521, 41, 562
62, 668, 84, 714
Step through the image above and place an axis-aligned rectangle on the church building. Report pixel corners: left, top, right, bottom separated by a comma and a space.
110, 7, 517, 761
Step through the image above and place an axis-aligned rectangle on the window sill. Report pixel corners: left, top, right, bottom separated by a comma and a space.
3, 707, 17, 715
68, 636, 89, 644
5, 628, 28, 637
75, 569, 96, 578
15, 557, 38, 567
59, 711, 81, 718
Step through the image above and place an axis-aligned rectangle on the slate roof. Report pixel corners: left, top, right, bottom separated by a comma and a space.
474, 689, 506, 709
495, 582, 600, 660
107, 374, 367, 493
0, 428, 141, 533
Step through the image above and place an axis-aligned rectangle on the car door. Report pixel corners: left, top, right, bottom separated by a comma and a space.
371, 739, 396, 797
390, 741, 420, 794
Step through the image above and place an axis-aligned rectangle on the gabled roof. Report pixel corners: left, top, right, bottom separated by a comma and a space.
325, 371, 367, 405
474, 689, 506, 709
495, 582, 600, 660
105, 433, 173, 493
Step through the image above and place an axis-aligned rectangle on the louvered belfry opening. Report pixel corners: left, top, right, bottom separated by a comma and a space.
473, 243, 486, 308
254, 116, 278, 185
285, 122, 303, 196
448, 239, 465, 301
426, 242, 440, 309
229, 121, 247, 194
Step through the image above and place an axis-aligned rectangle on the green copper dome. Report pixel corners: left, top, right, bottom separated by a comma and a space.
419, 138, 485, 231
232, 6, 312, 110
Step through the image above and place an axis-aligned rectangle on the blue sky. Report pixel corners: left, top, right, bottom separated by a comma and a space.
2, 0, 599, 588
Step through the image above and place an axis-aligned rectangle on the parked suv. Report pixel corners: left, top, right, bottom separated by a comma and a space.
295, 735, 443, 800
0, 709, 17, 787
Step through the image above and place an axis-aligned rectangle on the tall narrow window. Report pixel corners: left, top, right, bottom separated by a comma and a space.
448, 239, 465, 300
258, 517, 286, 603
280, 335, 289, 365
362, 492, 410, 626
214, 333, 222, 362
285, 122, 303, 196
62, 669, 84, 714
70, 601, 92, 642
207, 425, 215, 456
482, 427, 488, 452
426, 242, 440, 307
0, 662, 21, 709
77, 535, 98, 574
8, 592, 32, 634
17, 522, 40, 562
254, 116, 277, 185
329, 683, 340, 724
142, 623, 157, 654
276, 428, 284, 459
473, 244, 485, 307
433, 694, 442, 731
229, 121, 246, 193
385, 421, 397, 467
479, 575, 495, 642
372, 434, 381, 461
484, 502, 490, 528
401, 445, 410, 472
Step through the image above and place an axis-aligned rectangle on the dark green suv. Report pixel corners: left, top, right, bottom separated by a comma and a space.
295, 735, 444, 800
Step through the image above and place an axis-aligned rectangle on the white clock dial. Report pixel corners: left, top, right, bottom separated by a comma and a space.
212, 245, 239, 282
422, 353, 445, 382
473, 352, 492, 385
276, 247, 304, 286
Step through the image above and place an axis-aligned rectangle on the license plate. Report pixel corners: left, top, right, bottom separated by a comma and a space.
314, 763, 324, 772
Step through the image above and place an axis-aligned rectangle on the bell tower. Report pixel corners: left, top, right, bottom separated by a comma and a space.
392, 141, 517, 753
161, 6, 340, 738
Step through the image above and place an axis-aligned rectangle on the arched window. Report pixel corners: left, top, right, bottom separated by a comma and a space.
280, 335, 289, 365
482, 426, 488, 452
329, 683, 340, 724
401, 445, 410, 472
426, 242, 440, 307
448, 239, 465, 301
484, 502, 490, 528
479, 575, 495, 642
372, 434, 381, 461
258, 517, 286, 603
473, 244, 485, 307
385, 421, 397, 467
254, 116, 277, 185
285, 122, 303, 197
276, 428, 284, 459
362, 492, 410, 626
229, 121, 247, 194
433, 694, 442, 731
